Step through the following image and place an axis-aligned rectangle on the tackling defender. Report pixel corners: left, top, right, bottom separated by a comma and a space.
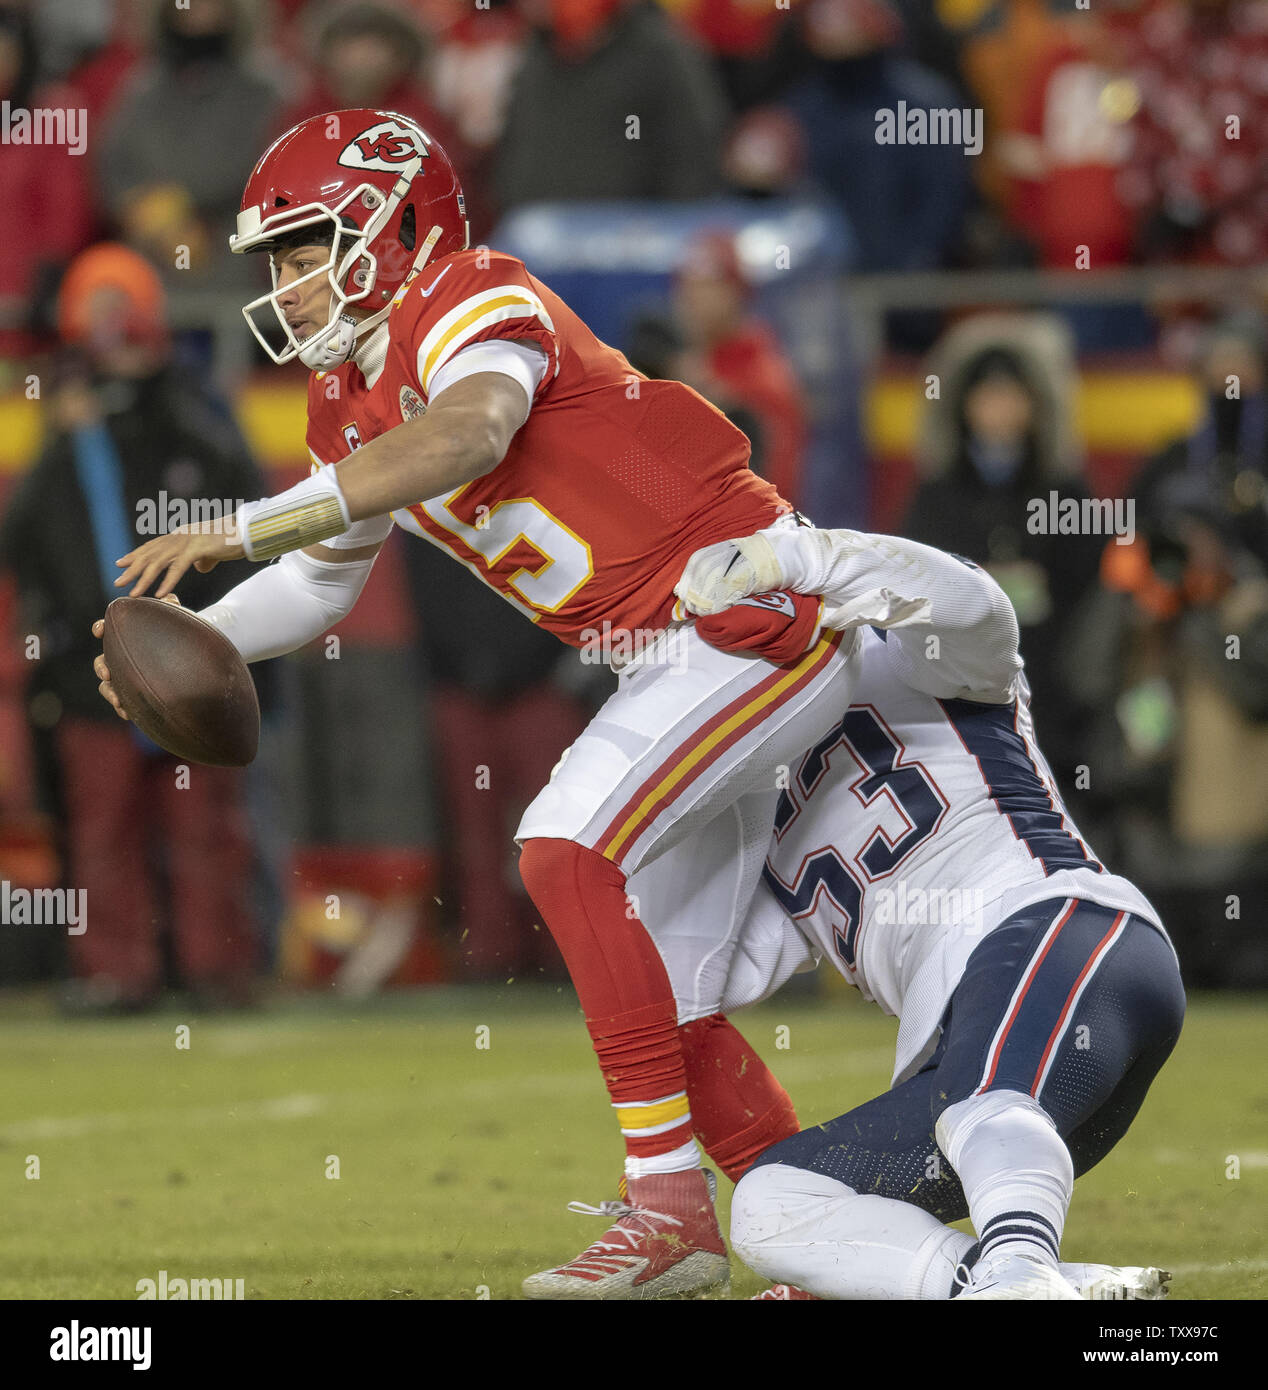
659, 525, 1185, 1299
94, 109, 865, 1297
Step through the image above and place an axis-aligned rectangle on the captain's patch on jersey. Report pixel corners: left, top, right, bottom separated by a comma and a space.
338, 118, 430, 174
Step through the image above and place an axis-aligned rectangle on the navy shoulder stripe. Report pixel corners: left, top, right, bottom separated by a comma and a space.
939, 698, 1102, 877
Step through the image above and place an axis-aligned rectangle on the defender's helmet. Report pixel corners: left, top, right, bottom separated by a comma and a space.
230, 109, 469, 370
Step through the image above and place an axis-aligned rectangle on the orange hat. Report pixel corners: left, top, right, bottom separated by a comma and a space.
57, 243, 167, 350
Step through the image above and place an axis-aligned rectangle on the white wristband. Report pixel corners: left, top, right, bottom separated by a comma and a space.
236, 469, 353, 561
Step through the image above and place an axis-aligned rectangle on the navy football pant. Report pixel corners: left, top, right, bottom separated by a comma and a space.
751, 897, 1186, 1223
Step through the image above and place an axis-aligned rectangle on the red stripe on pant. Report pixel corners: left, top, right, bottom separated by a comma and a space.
594, 632, 843, 868
977, 898, 1078, 1093
1029, 912, 1127, 1096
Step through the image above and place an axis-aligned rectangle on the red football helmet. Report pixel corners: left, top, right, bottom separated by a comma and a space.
230, 109, 469, 369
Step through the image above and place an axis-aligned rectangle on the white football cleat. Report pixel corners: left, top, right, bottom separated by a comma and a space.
955, 1252, 1083, 1300
1063, 1263, 1171, 1300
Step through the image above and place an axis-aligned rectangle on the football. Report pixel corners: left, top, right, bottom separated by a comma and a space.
101, 597, 260, 767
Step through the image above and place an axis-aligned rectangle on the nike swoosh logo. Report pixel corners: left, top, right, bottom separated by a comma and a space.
419, 265, 452, 298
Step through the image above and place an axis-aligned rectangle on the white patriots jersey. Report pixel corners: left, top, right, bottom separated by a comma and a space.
748, 535, 1162, 1084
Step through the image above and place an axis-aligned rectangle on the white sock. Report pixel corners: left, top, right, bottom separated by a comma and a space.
623, 1138, 701, 1180
731, 1163, 975, 1299
937, 1090, 1074, 1270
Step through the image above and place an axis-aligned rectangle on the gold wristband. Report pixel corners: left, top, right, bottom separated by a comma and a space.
242, 495, 347, 561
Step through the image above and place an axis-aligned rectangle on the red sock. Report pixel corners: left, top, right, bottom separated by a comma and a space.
519, 838, 693, 1162
679, 1013, 800, 1182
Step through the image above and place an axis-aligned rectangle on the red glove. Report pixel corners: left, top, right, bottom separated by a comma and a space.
693, 590, 823, 666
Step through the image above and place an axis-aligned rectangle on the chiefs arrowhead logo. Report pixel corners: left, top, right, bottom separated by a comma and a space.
338, 119, 429, 174
399, 385, 427, 421
735, 592, 796, 618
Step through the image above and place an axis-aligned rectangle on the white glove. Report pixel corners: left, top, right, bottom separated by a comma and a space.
677, 526, 933, 634
674, 533, 785, 616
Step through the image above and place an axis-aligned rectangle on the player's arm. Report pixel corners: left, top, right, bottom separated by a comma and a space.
678, 528, 1023, 702
333, 372, 529, 522
111, 372, 530, 598
191, 534, 386, 662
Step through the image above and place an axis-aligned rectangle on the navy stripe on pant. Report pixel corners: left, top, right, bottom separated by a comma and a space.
751, 897, 1186, 1223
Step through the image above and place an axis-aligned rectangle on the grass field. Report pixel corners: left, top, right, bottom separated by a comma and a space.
1, 984, 1265, 1300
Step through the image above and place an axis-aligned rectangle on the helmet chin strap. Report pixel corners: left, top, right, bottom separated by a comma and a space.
297, 312, 361, 371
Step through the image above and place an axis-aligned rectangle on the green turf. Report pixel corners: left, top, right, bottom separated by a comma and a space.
0, 985, 1263, 1299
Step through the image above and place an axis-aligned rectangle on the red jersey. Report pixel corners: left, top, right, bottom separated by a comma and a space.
306, 249, 787, 648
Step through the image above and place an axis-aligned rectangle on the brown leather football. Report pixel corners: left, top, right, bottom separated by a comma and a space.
102, 597, 259, 766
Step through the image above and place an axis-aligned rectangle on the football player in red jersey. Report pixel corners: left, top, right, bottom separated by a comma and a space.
96, 110, 854, 1297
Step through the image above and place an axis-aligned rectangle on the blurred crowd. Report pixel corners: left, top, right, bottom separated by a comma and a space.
1, 0, 1266, 1008
3, 0, 1268, 349
903, 308, 1268, 991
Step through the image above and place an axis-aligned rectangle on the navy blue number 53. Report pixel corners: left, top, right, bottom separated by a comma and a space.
762, 705, 946, 969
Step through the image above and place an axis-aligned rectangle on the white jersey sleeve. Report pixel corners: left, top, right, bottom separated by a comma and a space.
801, 532, 1024, 704
427, 338, 549, 412
678, 527, 1024, 703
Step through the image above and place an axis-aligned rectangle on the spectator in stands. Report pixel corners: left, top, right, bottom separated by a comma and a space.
778, 0, 971, 273
31, 0, 139, 116
495, 0, 728, 213
673, 0, 803, 111
282, 612, 441, 999
671, 230, 808, 507
0, 4, 96, 359
429, 0, 527, 182
0, 244, 265, 1012
277, 2, 486, 235
978, 0, 1268, 272
1063, 312, 1268, 985
96, 0, 279, 288
1133, 312, 1268, 571
1109, 0, 1268, 267
902, 313, 1102, 785
720, 105, 808, 202
988, 5, 1137, 270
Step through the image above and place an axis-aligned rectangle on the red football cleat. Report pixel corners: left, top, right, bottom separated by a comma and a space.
751, 1284, 819, 1300
522, 1169, 729, 1300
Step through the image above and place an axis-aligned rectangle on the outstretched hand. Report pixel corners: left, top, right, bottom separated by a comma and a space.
113, 522, 245, 598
